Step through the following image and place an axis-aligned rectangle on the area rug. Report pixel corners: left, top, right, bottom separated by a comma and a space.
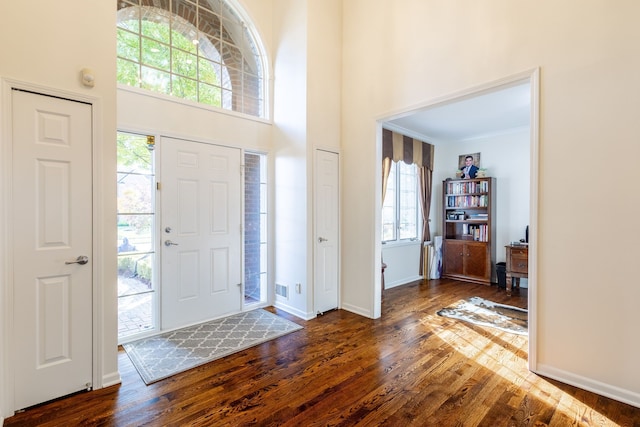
436, 296, 528, 335
123, 309, 302, 384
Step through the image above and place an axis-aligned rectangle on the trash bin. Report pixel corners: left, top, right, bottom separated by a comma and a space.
496, 262, 507, 289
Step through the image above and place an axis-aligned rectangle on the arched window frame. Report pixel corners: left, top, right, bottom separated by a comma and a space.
116, 0, 269, 119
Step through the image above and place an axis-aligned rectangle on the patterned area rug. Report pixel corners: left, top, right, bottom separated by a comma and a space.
123, 309, 302, 384
437, 296, 528, 335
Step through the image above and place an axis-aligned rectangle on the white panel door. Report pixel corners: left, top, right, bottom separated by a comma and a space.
161, 137, 242, 330
12, 90, 93, 410
314, 150, 339, 314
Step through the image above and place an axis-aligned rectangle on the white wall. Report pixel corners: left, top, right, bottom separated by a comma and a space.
0, 0, 118, 419
271, 0, 310, 318
381, 242, 422, 288
341, 0, 640, 407
271, 0, 342, 319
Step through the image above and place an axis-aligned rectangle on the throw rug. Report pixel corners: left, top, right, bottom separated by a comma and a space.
436, 296, 528, 335
123, 309, 302, 384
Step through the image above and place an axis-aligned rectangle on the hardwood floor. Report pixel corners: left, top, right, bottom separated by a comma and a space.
5, 279, 639, 426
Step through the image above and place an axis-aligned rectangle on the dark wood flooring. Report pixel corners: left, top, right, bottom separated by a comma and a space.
5, 279, 640, 426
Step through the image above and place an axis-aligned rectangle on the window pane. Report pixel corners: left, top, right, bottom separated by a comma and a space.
198, 7, 221, 41
171, 24, 198, 54
398, 162, 418, 240
117, 4, 139, 31
141, 38, 170, 71
117, 133, 153, 173
172, 48, 197, 78
117, 215, 153, 252
198, 58, 221, 85
118, 253, 154, 294
118, 292, 153, 338
117, 174, 154, 213
141, 66, 171, 94
117, 58, 140, 87
117, 28, 140, 62
140, 10, 171, 44
199, 82, 222, 107
222, 88, 232, 110
172, 74, 198, 101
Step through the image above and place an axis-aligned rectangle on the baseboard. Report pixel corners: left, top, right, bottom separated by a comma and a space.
385, 275, 423, 289
340, 302, 372, 319
535, 363, 640, 409
101, 371, 122, 389
273, 301, 313, 320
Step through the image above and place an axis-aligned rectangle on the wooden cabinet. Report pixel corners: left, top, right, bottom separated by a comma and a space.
442, 178, 496, 285
505, 245, 528, 295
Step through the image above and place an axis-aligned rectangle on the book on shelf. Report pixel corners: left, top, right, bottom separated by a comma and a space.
469, 213, 488, 220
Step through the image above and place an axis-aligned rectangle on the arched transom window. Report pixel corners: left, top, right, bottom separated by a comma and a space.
117, 0, 267, 118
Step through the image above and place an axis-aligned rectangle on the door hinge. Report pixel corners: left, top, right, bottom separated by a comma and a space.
156, 182, 161, 190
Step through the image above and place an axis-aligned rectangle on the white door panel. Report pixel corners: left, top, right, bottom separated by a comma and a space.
315, 150, 339, 314
12, 90, 93, 410
161, 137, 242, 330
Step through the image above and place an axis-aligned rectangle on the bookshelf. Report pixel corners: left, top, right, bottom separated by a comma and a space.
442, 177, 496, 284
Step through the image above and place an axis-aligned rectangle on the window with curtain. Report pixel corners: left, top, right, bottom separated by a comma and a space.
382, 161, 419, 242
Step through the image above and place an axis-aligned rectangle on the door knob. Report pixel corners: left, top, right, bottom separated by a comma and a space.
318, 237, 328, 243
164, 240, 179, 246
66, 255, 89, 265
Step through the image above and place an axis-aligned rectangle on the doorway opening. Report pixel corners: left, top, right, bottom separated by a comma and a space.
378, 69, 539, 369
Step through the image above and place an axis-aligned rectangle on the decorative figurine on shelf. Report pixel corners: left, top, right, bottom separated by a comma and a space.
460, 155, 479, 179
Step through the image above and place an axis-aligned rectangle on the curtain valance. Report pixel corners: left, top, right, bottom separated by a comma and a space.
382, 128, 434, 170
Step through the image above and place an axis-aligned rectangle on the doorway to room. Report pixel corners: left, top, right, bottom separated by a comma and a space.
378, 69, 539, 369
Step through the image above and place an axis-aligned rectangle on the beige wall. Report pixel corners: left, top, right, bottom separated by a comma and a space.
341, 0, 640, 405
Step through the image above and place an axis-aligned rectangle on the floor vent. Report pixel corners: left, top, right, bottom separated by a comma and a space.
275, 283, 288, 298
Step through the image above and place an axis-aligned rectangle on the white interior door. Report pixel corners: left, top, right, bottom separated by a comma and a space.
12, 89, 93, 410
161, 137, 242, 330
314, 150, 339, 314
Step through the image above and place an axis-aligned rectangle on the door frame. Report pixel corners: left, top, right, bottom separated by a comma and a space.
1, 78, 106, 415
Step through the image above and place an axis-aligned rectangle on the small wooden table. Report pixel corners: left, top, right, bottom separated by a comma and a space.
505, 244, 528, 296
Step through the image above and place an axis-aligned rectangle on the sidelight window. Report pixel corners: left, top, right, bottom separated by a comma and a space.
244, 152, 267, 304
117, 131, 157, 340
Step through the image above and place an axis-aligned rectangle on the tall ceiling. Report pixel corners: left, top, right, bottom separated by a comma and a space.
384, 82, 531, 142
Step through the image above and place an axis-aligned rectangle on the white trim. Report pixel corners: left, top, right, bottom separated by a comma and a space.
0, 77, 110, 415
536, 363, 640, 409
527, 68, 540, 372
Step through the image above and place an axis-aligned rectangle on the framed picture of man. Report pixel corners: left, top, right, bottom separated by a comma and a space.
457, 152, 481, 179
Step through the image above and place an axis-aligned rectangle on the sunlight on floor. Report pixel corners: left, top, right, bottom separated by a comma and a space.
421, 314, 617, 426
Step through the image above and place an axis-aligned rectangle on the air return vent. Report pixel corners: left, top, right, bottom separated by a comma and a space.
275, 283, 288, 298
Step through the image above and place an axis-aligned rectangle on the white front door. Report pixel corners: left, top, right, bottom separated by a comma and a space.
12, 89, 93, 410
314, 150, 339, 314
161, 137, 242, 330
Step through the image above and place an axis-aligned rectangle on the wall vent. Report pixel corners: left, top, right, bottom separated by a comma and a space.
275, 283, 288, 298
